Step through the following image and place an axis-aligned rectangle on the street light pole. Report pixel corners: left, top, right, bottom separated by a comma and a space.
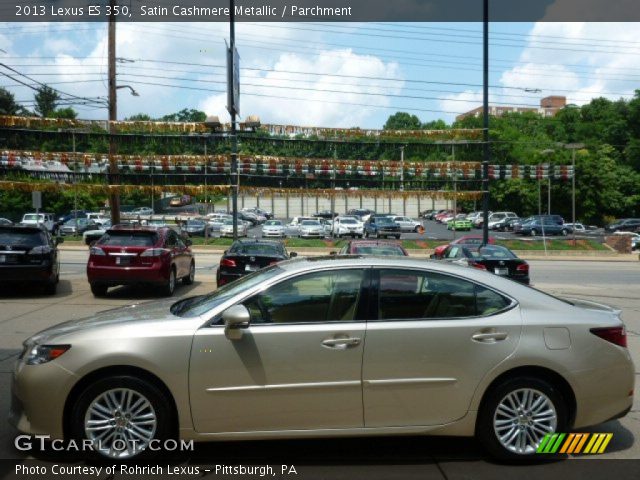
564, 143, 584, 243
481, 0, 490, 246
107, 0, 120, 225
399, 145, 405, 192
452, 143, 457, 241
229, 0, 238, 240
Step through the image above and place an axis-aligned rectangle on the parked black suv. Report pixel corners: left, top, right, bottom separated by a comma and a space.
0, 224, 62, 294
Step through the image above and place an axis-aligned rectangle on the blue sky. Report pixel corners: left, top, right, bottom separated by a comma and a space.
0, 21, 639, 128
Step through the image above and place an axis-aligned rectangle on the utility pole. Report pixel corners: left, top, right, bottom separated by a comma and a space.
399, 145, 405, 191
108, 0, 120, 225
481, 0, 490, 246
452, 143, 457, 241
229, 0, 238, 240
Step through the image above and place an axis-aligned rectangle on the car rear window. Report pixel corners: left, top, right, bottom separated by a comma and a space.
468, 246, 516, 259
22, 214, 43, 221
0, 230, 46, 247
230, 243, 283, 256
99, 231, 158, 247
353, 245, 405, 256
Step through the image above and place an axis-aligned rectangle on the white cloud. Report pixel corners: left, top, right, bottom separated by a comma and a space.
200, 49, 403, 127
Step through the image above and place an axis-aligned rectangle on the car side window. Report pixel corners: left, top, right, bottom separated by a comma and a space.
242, 269, 365, 324
475, 285, 511, 315
446, 246, 459, 259
377, 269, 478, 320
165, 231, 177, 247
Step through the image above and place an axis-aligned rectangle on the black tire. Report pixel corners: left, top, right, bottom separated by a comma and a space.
376, 232, 380, 239
561, 229, 568, 236
530, 229, 537, 237
90, 284, 108, 297
182, 261, 195, 285
414, 226, 421, 233
395, 235, 401, 240
477, 376, 567, 461
69, 375, 174, 460
364, 231, 370, 238
162, 267, 176, 296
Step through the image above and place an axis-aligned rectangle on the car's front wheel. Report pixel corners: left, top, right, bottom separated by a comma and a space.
530, 229, 538, 236
477, 376, 567, 460
69, 375, 174, 460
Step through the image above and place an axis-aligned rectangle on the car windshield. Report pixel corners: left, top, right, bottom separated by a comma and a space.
230, 243, 282, 256
376, 217, 395, 225
187, 220, 204, 226
99, 231, 158, 247
301, 220, 320, 226
172, 266, 283, 317
353, 245, 405, 256
22, 214, 43, 221
341, 219, 357, 225
0, 229, 45, 247
265, 220, 282, 226
468, 246, 517, 259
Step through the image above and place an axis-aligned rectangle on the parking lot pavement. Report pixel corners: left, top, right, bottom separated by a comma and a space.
0, 258, 638, 467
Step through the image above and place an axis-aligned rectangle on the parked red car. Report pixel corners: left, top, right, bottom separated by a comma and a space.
431, 235, 496, 259
87, 225, 194, 297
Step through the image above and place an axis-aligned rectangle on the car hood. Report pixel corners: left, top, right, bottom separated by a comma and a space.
26, 299, 179, 345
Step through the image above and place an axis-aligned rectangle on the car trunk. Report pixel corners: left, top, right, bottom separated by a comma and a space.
475, 258, 527, 278
221, 254, 281, 275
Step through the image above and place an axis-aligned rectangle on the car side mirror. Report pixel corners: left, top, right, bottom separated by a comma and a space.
56, 236, 64, 245
223, 305, 251, 340
289, 252, 297, 257
223, 249, 227, 254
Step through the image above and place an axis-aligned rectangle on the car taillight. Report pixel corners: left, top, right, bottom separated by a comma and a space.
516, 263, 529, 273
590, 326, 627, 348
220, 258, 236, 267
469, 261, 487, 270
140, 248, 170, 257
89, 246, 106, 256
28, 245, 51, 255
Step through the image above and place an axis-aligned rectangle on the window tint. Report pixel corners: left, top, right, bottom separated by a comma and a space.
0, 230, 46, 247
99, 231, 158, 247
378, 269, 504, 320
476, 285, 511, 315
243, 269, 365, 324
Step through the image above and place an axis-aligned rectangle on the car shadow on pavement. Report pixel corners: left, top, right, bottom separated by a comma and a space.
0, 280, 73, 299
101, 282, 210, 300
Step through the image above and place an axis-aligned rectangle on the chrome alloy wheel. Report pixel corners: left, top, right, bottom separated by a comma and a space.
84, 388, 157, 459
493, 388, 557, 455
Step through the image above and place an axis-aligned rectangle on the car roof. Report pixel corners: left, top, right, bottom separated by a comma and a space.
234, 238, 284, 246
0, 224, 46, 232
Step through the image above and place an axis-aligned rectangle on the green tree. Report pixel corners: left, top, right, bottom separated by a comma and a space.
383, 112, 422, 130
52, 107, 78, 119
34, 86, 60, 117
422, 119, 448, 130
0, 87, 20, 115
126, 113, 152, 121
162, 108, 206, 122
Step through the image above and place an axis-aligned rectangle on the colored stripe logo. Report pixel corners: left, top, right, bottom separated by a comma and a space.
536, 433, 613, 454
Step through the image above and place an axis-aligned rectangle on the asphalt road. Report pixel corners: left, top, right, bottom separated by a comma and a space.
0, 254, 639, 478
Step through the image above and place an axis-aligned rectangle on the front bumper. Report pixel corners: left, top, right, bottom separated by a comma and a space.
10, 357, 76, 439
263, 230, 285, 237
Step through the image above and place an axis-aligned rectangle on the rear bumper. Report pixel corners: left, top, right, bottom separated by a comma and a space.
217, 271, 245, 286
87, 261, 170, 285
0, 265, 55, 284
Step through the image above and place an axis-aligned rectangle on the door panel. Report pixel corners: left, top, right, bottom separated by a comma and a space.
190, 323, 366, 433
362, 269, 522, 427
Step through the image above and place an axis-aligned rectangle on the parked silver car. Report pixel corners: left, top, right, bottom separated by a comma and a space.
262, 219, 285, 238
220, 219, 248, 238
298, 219, 325, 239
10, 257, 633, 460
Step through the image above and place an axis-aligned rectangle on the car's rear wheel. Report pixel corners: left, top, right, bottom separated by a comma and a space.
477, 376, 567, 460
530, 229, 538, 236
90, 284, 107, 297
69, 376, 173, 460
182, 261, 195, 285
162, 267, 176, 296
561, 229, 568, 236
44, 279, 57, 295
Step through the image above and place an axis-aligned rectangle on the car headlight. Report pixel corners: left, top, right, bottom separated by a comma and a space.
25, 344, 71, 365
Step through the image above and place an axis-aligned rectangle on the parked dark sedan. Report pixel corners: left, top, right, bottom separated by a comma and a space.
312, 210, 339, 219
605, 218, 640, 233
183, 219, 210, 237
0, 224, 62, 294
216, 239, 296, 286
439, 244, 530, 284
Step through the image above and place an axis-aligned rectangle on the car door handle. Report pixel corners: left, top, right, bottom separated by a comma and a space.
322, 337, 361, 349
472, 332, 508, 342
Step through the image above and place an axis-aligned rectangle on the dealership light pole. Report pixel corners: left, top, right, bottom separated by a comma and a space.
564, 143, 585, 243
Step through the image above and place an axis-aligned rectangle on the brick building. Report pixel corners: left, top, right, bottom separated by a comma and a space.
455, 96, 566, 122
